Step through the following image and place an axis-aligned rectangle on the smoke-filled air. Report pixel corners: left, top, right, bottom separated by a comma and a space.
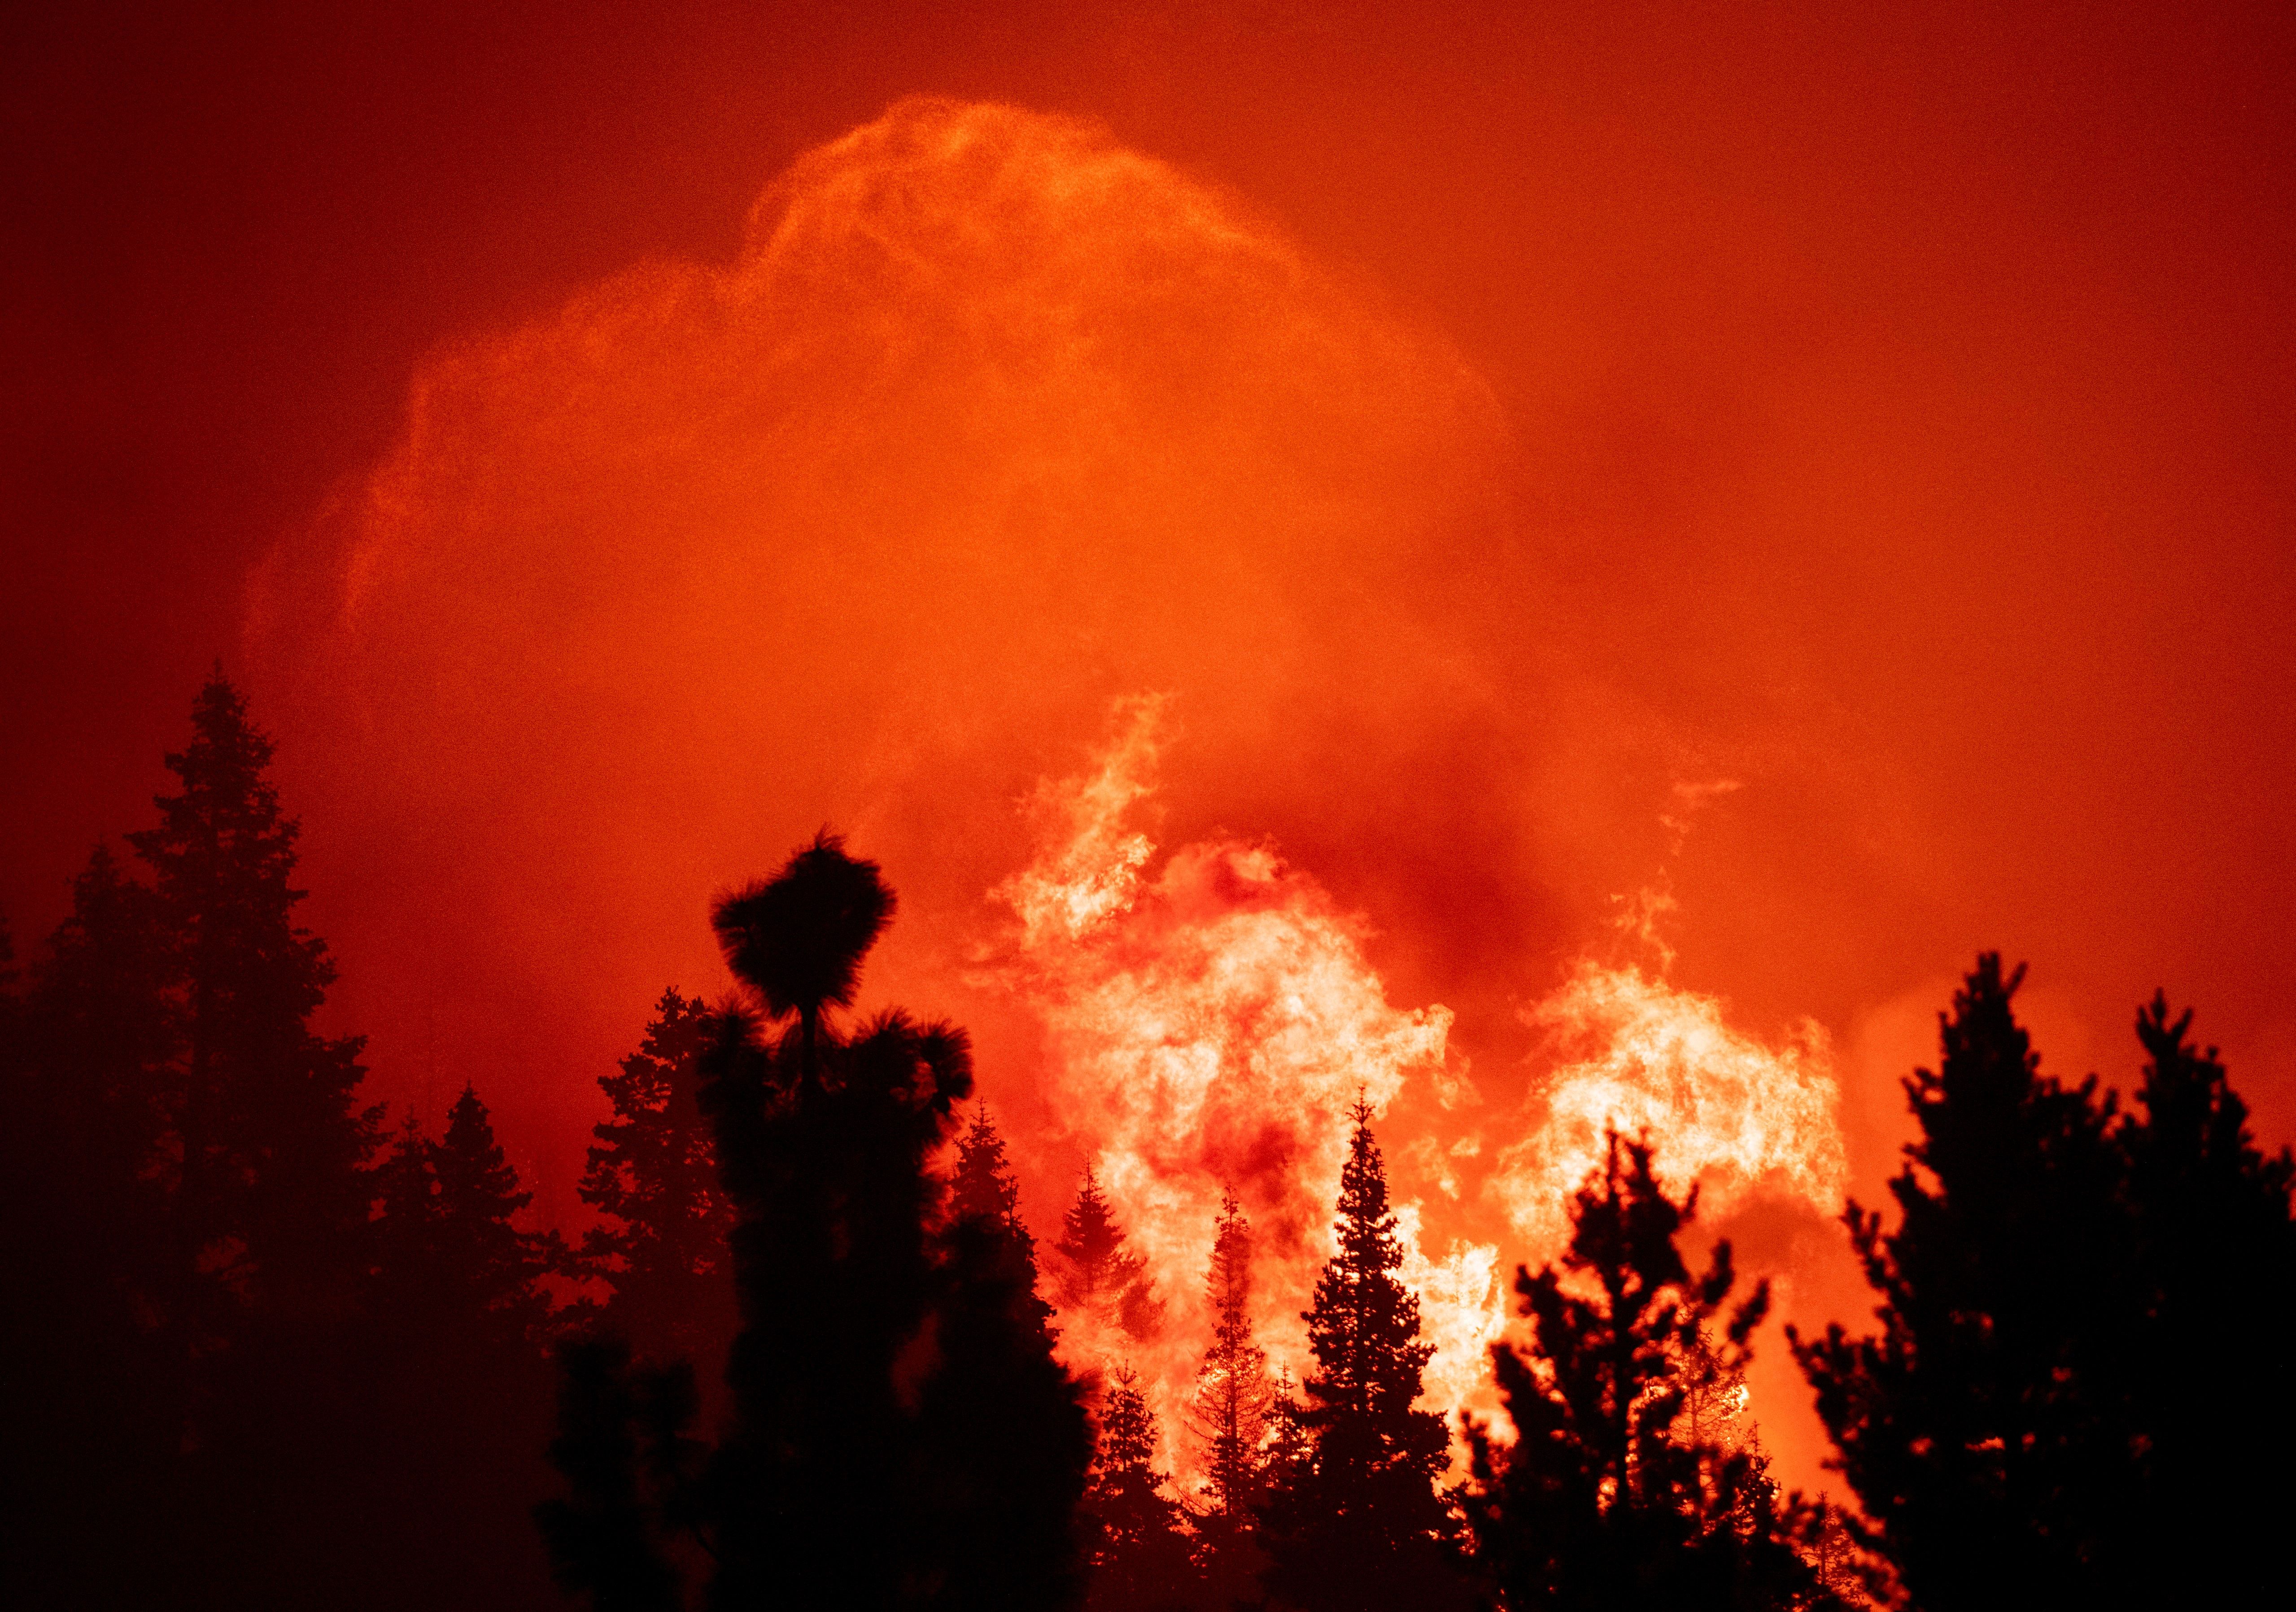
9, 17, 2296, 1612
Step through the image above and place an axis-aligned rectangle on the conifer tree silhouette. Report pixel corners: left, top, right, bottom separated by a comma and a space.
1188, 1190, 1274, 1607
1790, 955, 2139, 1608
0, 858, 179, 1604
643, 830, 1093, 1611
2120, 992, 2296, 1598
127, 674, 380, 1329
1795, 957, 2296, 1606
1083, 1364, 1200, 1612
1057, 1164, 1165, 1339
1261, 1101, 1463, 1612
578, 989, 737, 1372
1465, 1131, 1835, 1612
1192, 1191, 1272, 1521
952, 1105, 1031, 1242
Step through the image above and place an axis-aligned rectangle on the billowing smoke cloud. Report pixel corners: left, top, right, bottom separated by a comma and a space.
246, 95, 1851, 1485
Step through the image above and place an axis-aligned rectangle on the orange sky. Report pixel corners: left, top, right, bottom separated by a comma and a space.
7, 0, 2293, 1498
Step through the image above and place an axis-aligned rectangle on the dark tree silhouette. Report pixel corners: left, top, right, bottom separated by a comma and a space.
1261, 1101, 1464, 1612
127, 673, 380, 1331
1192, 1190, 1272, 1520
540, 833, 1092, 1611
1791, 956, 2140, 1609
1083, 1364, 1201, 1612
952, 1104, 1034, 1245
1057, 1163, 1165, 1339
0, 861, 178, 1605
578, 988, 737, 1373
1466, 1131, 1836, 1612
537, 1335, 697, 1612
1796, 957, 2296, 1607
2120, 992, 2296, 1598
1188, 1190, 1275, 1607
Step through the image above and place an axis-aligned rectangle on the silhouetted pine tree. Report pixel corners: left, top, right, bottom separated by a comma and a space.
1084, 1365, 1200, 1612
1193, 1191, 1272, 1521
1261, 1101, 1464, 1612
918, 1093, 1095, 1610
578, 988, 736, 1372
361, 1088, 566, 1611
1790, 956, 2141, 1609
571, 832, 1090, 1611
2120, 992, 2296, 1599
1465, 1131, 1836, 1612
1188, 1190, 1275, 1607
127, 673, 380, 1332
0, 866, 181, 1606
952, 1105, 1032, 1245
1058, 1164, 1165, 1339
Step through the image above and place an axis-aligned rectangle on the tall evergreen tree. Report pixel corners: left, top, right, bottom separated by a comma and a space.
0, 865, 179, 1605
430, 1083, 564, 1345
125, 673, 381, 1332
1191, 1191, 1272, 1529
578, 988, 737, 1370
952, 1105, 1032, 1244
1796, 959, 2296, 1607
2119, 992, 2296, 1599
1465, 1131, 1836, 1612
542, 834, 1093, 1611
1790, 956, 2141, 1609
1261, 1101, 1463, 1612
1084, 1365, 1201, 1612
1057, 1164, 1165, 1339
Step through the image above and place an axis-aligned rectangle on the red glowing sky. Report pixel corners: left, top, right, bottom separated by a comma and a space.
6, 0, 2295, 1495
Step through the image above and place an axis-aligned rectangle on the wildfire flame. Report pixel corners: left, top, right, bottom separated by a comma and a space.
989, 700, 1848, 1485
989, 697, 1505, 1480
1492, 961, 1847, 1255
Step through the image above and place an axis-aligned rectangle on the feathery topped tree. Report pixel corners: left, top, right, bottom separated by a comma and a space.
711, 829, 894, 1059
1057, 1164, 1163, 1339
1262, 1099, 1462, 1612
543, 832, 1091, 1612
1466, 1131, 1833, 1611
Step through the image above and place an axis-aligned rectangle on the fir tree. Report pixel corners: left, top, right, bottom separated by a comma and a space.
578, 988, 736, 1369
1790, 956, 2140, 1609
1084, 1365, 1200, 1612
1465, 1130, 1836, 1612
431, 1083, 563, 1346
1261, 1101, 1463, 1612
952, 1104, 1032, 1246
125, 673, 380, 1326
2119, 992, 2296, 1599
1056, 1164, 1164, 1339
1190, 1190, 1272, 1528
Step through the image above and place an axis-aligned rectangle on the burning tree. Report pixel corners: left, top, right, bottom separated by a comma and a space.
1057, 1163, 1165, 1340
1464, 1130, 1838, 1612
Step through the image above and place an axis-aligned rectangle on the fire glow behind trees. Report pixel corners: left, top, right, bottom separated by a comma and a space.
8, 12, 2296, 1518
